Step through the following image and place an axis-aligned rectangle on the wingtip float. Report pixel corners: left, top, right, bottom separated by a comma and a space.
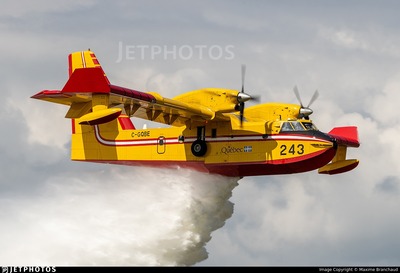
31, 50, 360, 177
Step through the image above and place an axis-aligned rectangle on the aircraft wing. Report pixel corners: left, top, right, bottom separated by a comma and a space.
32, 67, 226, 126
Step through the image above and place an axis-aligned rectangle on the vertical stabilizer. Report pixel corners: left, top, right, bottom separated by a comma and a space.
68, 50, 110, 84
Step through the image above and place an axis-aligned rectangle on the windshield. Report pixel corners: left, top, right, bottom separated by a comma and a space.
302, 122, 318, 130
280, 121, 318, 132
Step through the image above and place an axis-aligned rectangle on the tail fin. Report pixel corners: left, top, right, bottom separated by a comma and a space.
63, 50, 111, 93
65, 51, 121, 125
32, 50, 126, 126
68, 50, 110, 84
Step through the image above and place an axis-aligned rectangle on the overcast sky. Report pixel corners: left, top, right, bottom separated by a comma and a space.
1, 0, 400, 267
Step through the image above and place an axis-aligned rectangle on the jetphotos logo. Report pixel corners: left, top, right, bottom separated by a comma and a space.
1, 267, 56, 273
116, 41, 235, 62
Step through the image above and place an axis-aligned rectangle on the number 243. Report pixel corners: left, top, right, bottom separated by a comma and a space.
280, 144, 304, 155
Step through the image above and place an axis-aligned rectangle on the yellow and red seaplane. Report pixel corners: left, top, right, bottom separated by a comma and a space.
31, 50, 360, 177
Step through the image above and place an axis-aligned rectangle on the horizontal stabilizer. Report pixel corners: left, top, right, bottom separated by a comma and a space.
318, 159, 359, 175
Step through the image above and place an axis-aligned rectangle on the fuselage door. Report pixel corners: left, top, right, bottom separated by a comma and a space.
157, 136, 166, 154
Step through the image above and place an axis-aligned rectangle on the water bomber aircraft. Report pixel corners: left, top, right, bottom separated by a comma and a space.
31, 50, 360, 177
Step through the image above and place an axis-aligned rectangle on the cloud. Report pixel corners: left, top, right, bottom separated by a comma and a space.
0, 0, 95, 18
367, 72, 400, 127
318, 25, 400, 58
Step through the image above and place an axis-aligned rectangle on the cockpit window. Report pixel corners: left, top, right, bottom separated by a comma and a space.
302, 122, 318, 131
280, 121, 318, 132
292, 121, 305, 131
281, 122, 294, 131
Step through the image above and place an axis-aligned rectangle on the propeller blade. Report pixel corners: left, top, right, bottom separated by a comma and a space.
293, 85, 304, 107
241, 64, 246, 93
239, 102, 245, 125
293, 86, 320, 119
239, 64, 246, 126
237, 64, 259, 126
307, 89, 319, 107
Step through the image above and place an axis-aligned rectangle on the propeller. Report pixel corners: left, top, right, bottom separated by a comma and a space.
293, 85, 319, 119
236, 64, 260, 126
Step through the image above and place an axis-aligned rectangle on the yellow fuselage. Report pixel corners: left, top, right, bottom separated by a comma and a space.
71, 107, 336, 177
